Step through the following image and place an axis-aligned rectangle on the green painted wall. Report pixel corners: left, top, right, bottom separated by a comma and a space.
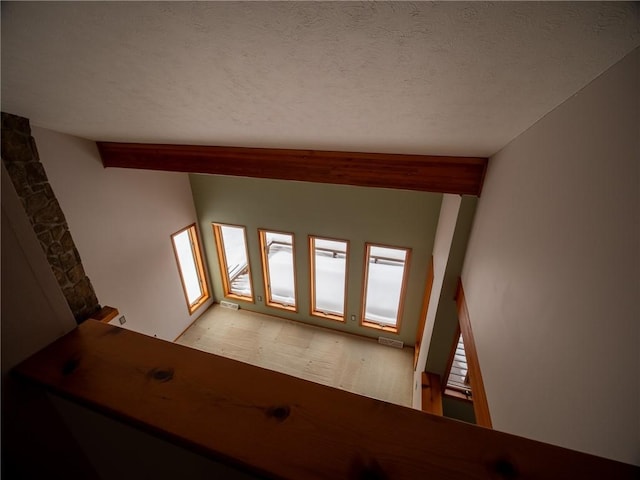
443, 396, 476, 424
190, 174, 442, 345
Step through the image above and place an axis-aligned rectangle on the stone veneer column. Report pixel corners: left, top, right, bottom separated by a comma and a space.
2, 112, 100, 323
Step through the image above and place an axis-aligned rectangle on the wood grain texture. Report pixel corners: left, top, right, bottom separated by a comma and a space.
97, 142, 488, 196
13, 321, 638, 479
456, 279, 492, 428
421, 372, 443, 416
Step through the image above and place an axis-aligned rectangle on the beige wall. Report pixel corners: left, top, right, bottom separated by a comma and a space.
461, 48, 639, 464
32, 127, 212, 340
190, 174, 442, 345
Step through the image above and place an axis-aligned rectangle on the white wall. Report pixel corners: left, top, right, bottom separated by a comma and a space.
461, 48, 639, 465
413, 194, 460, 408
32, 127, 211, 340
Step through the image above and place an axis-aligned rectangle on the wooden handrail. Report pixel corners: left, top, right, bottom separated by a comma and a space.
12, 321, 638, 479
97, 142, 488, 196
456, 280, 492, 428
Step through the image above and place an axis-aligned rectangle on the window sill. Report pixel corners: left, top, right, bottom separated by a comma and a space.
265, 301, 297, 313
224, 293, 254, 304
187, 294, 210, 315
361, 320, 398, 334
310, 311, 345, 323
444, 388, 473, 403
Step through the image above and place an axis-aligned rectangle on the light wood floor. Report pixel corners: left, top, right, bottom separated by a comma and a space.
176, 305, 414, 407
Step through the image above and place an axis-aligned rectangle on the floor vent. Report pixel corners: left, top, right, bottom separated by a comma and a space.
378, 337, 404, 349
220, 301, 239, 310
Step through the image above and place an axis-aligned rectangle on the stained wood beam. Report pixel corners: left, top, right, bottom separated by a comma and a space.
97, 142, 488, 196
13, 321, 638, 479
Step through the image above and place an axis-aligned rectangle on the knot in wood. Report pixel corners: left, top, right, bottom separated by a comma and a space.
62, 357, 80, 376
492, 457, 518, 479
148, 367, 174, 383
266, 405, 291, 422
349, 457, 388, 480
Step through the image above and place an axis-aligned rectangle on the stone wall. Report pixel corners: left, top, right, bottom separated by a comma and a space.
2, 112, 100, 323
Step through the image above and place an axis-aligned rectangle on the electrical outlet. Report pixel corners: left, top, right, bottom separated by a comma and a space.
118, 315, 126, 325
350, 315, 356, 322
258, 295, 263, 302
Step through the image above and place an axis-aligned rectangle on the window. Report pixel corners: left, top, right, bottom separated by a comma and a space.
309, 236, 349, 321
212, 223, 254, 302
361, 243, 410, 332
171, 224, 210, 314
445, 330, 472, 399
259, 230, 297, 311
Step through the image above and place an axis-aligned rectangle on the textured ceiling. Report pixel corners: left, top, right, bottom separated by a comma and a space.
2, 2, 639, 156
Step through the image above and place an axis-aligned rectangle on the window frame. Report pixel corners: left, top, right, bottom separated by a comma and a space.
170, 224, 210, 314
258, 228, 298, 312
212, 222, 255, 303
308, 235, 349, 322
360, 242, 411, 334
